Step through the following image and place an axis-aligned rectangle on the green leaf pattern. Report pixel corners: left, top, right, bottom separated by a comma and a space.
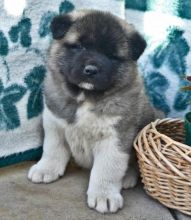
59, 0, 75, 14
2, 85, 27, 104
152, 28, 189, 77
38, 1, 75, 38
0, 1, 75, 130
173, 80, 191, 111
0, 80, 26, 130
24, 66, 46, 119
0, 31, 8, 56
125, 0, 191, 19
142, 26, 190, 116
0, 64, 46, 130
125, 0, 191, 116
38, 11, 57, 38
144, 72, 170, 114
9, 18, 32, 47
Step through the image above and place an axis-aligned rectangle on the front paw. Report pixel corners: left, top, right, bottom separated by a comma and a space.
28, 158, 65, 183
87, 191, 123, 213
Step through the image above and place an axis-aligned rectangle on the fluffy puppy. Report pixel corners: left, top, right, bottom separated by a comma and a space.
28, 10, 163, 213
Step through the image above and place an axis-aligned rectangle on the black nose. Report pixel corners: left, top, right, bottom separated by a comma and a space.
83, 65, 98, 76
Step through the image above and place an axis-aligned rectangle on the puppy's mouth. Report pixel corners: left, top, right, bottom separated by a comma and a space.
78, 82, 94, 90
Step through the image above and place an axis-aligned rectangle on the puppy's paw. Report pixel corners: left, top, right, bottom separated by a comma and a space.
28, 159, 65, 183
122, 170, 138, 189
87, 192, 123, 213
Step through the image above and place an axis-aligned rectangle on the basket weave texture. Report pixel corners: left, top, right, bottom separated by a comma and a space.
134, 118, 191, 215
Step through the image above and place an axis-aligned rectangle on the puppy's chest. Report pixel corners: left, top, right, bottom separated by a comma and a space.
64, 102, 120, 168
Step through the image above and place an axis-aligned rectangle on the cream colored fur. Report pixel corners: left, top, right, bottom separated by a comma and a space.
28, 103, 129, 213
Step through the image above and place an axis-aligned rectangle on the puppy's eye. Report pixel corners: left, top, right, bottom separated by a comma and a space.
65, 43, 85, 51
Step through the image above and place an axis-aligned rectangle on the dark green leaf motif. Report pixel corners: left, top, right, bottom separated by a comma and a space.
0, 80, 26, 130
0, 80, 3, 93
125, 0, 147, 11
174, 80, 191, 111
0, 31, 8, 56
59, 0, 75, 14
27, 90, 43, 119
39, 11, 57, 38
151, 43, 171, 68
152, 27, 189, 77
1, 85, 26, 105
8, 26, 19, 43
9, 18, 32, 47
1, 104, 20, 130
125, 0, 191, 19
144, 72, 170, 115
178, 0, 191, 19
25, 65, 46, 119
38, 1, 74, 38
174, 91, 191, 111
0, 32, 10, 81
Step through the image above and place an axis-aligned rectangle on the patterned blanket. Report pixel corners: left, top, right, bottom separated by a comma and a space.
125, 0, 191, 118
0, 0, 190, 166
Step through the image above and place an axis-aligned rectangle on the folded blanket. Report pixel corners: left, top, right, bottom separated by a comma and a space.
0, 0, 124, 167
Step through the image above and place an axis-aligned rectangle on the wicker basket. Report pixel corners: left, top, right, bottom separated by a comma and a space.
134, 118, 191, 215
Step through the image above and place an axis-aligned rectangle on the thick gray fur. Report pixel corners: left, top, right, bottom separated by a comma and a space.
45, 9, 164, 167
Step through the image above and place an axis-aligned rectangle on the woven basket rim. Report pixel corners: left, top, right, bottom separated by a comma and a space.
135, 118, 191, 151
134, 118, 191, 180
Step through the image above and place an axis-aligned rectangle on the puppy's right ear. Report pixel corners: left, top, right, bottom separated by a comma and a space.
50, 15, 72, 39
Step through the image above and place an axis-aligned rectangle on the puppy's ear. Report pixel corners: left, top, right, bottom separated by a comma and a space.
128, 30, 147, 61
50, 15, 72, 39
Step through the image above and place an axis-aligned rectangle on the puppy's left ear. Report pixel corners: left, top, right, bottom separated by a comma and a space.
128, 30, 147, 61
50, 14, 73, 39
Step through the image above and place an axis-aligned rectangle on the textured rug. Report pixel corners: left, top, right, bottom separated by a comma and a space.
0, 0, 191, 166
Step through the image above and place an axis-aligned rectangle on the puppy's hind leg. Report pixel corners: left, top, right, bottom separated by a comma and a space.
28, 106, 71, 183
122, 166, 139, 189
122, 149, 139, 189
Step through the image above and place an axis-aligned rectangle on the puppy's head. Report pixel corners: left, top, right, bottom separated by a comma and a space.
49, 10, 146, 94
